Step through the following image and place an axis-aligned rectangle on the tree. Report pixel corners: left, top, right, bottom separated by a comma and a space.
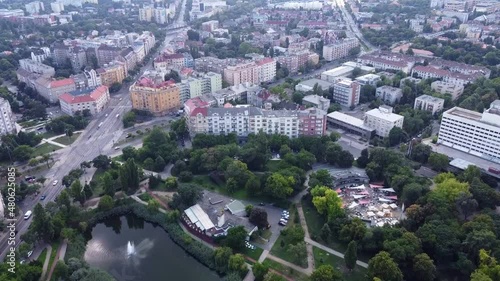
53, 261, 69, 280
225, 160, 251, 186
249, 208, 269, 229
388, 127, 405, 146
470, 249, 500, 281
119, 158, 140, 194
310, 265, 343, 281
245, 175, 261, 195
92, 155, 110, 169
345, 241, 358, 271
320, 223, 332, 242
214, 247, 232, 273
41, 154, 53, 168
283, 225, 305, 245
263, 272, 286, 281
265, 173, 294, 199
410, 143, 432, 163
309, 169, 334, 188
187, 30, 200, 41
165, 177, 178, 190
428, 153, 449, 171
109, 82, 122, 93
357, 148, 369, 168
253, 262, 269, 281
98, 195, 114, 211
337, 150, 354, 168
413, 253, 437, 281
101, 172, 115, 197
13, 145, 34, 161
224, 226, 247, 251
154, 156, 166, 172
340, 218, 367, 242
456, 192, 478, 220
65, 125, 74, 141
69, 180, 85, 205
311, 186, 343, 220
122, 111, 136, 128
430, 178, 470, 203
164, 70, 181, 83
383, 232, 422, 265
169, 184, 202, 210
32, 203, 54, 242
287, 242, 307, 266
228, 254, 246, 275
368, 251, 403, 281
147, 199, 160, 213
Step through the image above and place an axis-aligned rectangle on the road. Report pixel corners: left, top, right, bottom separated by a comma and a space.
0, 0, 188, 261
334, 0, 376, 52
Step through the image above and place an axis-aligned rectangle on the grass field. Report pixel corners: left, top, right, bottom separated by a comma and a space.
191, 175, 251, 201
138, 192, 154, 202
313, 247, 368, 281
262, 258, 309, 281
46, 240, 61, 278
41, 131, 59, 139
52, 133, 82, 145
37, 248, 48, 265
32, 143, 62, 157
241, 245, 264, 261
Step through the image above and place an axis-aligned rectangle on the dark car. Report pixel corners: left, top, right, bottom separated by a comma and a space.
40, 195, 46, 200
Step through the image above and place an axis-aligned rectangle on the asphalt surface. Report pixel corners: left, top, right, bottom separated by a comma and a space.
334, 0, 376, 51
0, 0, 188, 261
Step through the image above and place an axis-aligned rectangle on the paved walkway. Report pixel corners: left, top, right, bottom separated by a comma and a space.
267, 253, 312, 275
305, 237, 368, 268
45, 239, 68, 281
296, 204, 315, 274
40, 245, 52, 281
41, 138, 67, 148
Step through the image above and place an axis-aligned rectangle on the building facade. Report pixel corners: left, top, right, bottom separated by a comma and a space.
414, 95, 445, 115
364, 105, 404, 137
59, 85, 110, 116
332, 79, 360, 108
375, 86, 403, 105
323, 38, 359, 61
0, 98, 16, 136
438, 101, 500, 161
130, 77, 181, 116
19, 59, 55, 76
431, 81, 464, 100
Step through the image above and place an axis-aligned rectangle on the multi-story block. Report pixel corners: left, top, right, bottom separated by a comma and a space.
96, 45, 122, 66
302, 95, 330, 112
35, 77, 76, 103
59, 85, 110, 116
97, 63, 126, 86
154, 53, 186, 71
364, 105, 404, 138
19, 59, 55, 77
130, 77, 180, 116
0, 98, 16, 136
154, 8, 170, 24
299, 108, 327, 136
30, 47, 51, 63
355, 73, 381, 87
357, 52, 418, 74
276, 50, 318, 74
414, 95, 445, 115
202, 20, 219, 32
52, 44, 70, 66
50, 2, 64, 13
375, 86, 403, 105
430, 81, 464, 100
68, 47, 87, 73
332, 79, 360, 108
25, 1, 44, 15
223, 61, 260, 86
438, 100, 500, 161
323, 38, 359, 62
256, 57, 276, 83
139, 5, 154, 22
116, 47, 137, 73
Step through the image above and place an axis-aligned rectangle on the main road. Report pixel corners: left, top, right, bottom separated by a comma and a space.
0, 0, 188, 261
334, 0, 376, 52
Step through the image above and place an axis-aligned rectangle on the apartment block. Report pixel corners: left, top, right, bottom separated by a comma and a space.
357, 52, 419, 74
375, 85, 403, 105
130, 77, 180, 116
223, 61, 260, 86
25, 1, 44, 15
69, 47, 88, 73
332, 79, 360, 108
34, 77, 76, 103
96, 45, 122, 66
0, 98, 16, 136
202, 20, 219, 32
438, 100, 500, 161
154, 53, 186, 71
59, 85, 110, 116
431, 80, 464, 100
50, 2, 64, 13
364, 105, 404, 138
97, 63, 126, 86
414, 95, 445, 115
323, 38, 359, 62
299, 108, 327, 136
355, 73, 381, 87
256, 57, 276, 83
139, 6, 154, 22
19, 59, 55, 76
30, 47, 51, 63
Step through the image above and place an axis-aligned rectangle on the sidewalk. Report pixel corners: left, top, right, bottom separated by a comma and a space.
304, 237, 368, 268
267, 253, 312, 275
296, 203, 315, 274
45, 239, 68, 281
40, 245, 52, 281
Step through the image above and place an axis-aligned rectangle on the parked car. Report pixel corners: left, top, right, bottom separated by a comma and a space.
27, 251, 33, 258
52, 180, 58, 186
40, 195, 46, 200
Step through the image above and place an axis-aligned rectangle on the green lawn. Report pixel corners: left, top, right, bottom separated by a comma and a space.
270, 205, 308, 268
138, 192, 154, 202
191, 175, 251, 201
89, 168, 108, 198
37, 248, 48, 265
41, 131, 59, 139
262, 258, 309, 281
46, 240, 61, 276
301, 197, 371, 262
52, 132, 81, 145
313, 247, 368, 281
240, 245, 264, 261
32, 143, 62, 157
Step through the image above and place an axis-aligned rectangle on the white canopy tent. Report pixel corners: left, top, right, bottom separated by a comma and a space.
378, 198, 394, 202
381, 188, 396, 193
348, 185, 366, 190
381, 203, 390, 209
348, 202, 359, 209
367, 211, 376, 217
368, 206, 379, 211
390, 203, 398, 209
352, 194, 367, 199
376, 211, 385, 217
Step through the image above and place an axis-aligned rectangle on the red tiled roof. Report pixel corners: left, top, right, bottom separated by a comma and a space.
51, 78, 74, 88
135, 77, 176, 88
59, 93, 93, 104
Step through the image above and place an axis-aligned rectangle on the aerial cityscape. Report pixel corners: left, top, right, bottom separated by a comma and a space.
0, 0, 499, 280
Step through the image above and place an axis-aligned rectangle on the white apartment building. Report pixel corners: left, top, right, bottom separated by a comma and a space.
0, 98, 16, 136
223, 62, 259, 86
375, 85, 403, 105
19, 59, 55, 76
139, 6, 154, 22
25, 1, 44, 14
438, 101, 500, 161
50, 2, 64, 13
414, 95, 445, 115
323, 38, 359, 62
59, 86, 110, 116
332, 79, 360, 108
431, 81, 464, 100
364, 105, 404, 138
355, 73, 381, 87
154, 8, 171, 24
257, 58, 277, 83
179, 72, 222, 102
30, 47, 51, 63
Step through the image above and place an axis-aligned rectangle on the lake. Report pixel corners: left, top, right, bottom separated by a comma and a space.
84, 214, 221, 281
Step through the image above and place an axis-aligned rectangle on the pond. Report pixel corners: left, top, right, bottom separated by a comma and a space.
84, 214, 221, 281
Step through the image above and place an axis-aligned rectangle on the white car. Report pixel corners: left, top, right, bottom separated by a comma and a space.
114, 146, 120, 150
52, 180, 58, 186
27, 251, 33, 258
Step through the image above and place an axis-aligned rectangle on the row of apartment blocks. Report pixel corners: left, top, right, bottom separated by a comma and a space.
322, 38, 360, 62
275, 50, 320, 74
59, 85, 111, 116
139, 4, 176, 25
184, 102, 327, 138
357, 52, 491, 87
153, 53, 194, 71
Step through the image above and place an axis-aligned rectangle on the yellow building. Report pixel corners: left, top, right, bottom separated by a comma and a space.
98, 63, 126, 86
130, 77, 180, 116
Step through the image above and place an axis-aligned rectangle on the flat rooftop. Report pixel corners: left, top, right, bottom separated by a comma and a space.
365, 107, 404, 122
416, 94, 444, 103
298, 78, 333, 89
445, 107, 482, 121
327, 111, 373, 131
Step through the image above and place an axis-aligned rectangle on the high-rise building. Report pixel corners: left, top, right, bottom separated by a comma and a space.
50, 2, 64, 13
323, 38, 359, 61
25, 1, 45, 15
19, 59, 55, 77
139, 6, 154, 22
30, 47, 51, 63
332, 78, 360, 108
0, 98, 16, 136
438, 100, 500, 161
130, 77, 181, 116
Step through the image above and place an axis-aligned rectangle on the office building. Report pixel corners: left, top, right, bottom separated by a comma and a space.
364, 105, 404, 137
139, 6, 154, 22
130, 77, 181, 116
414, 95, 445, 115
332, 79, 360, 108
202, 20, 219, 32
59, 85, 110, 116
375, 86, 403, 105
34, 77, 76, 103
0, 98, 16, 136
323, 38, 359, 61
438, 101, 500, 161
